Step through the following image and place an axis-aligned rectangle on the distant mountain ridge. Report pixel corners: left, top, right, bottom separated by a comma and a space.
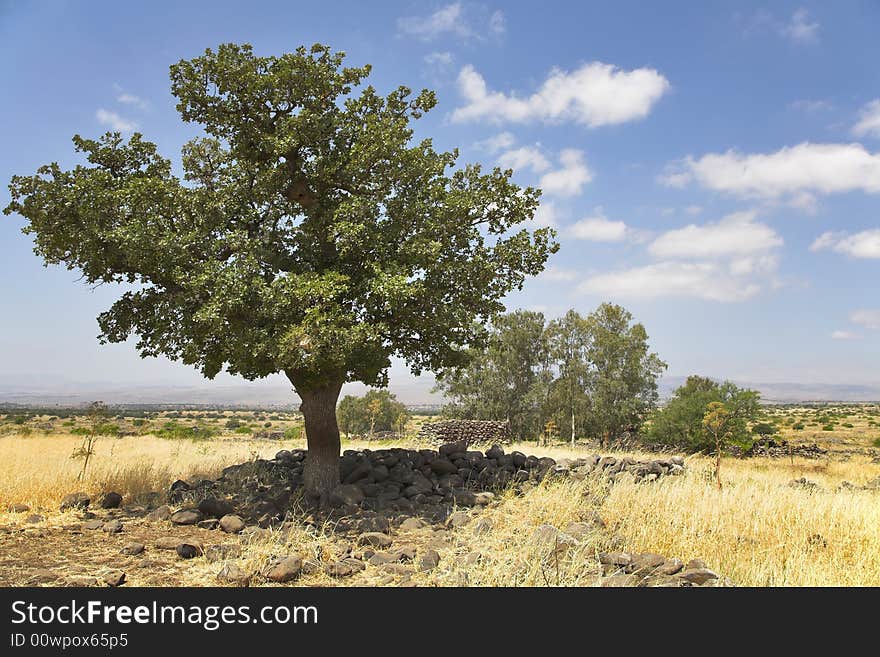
1, 374, 879, 407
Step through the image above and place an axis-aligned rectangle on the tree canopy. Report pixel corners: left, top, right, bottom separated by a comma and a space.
337, 389, 409, 436
435, 303, 666, 442
647, 376, 761, 452
4, 43, 558, 496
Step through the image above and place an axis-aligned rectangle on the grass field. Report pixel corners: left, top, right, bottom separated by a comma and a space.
1, 419, 878, 586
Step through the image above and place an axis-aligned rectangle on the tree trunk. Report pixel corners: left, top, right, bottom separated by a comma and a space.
288, 375, 344, 501
714, 435, 723, 490
570, 408, 576, 448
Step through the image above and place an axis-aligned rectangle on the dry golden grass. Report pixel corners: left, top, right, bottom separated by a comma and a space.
2, 433, 879, 586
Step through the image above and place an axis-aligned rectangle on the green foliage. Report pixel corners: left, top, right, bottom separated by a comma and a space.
792, 422, 805, 430
156, 421, 217, 440
648, 376, 761, 453
822, 424, 835, 431
872, 437, 880, 448
435, 303, 665, 442
284, 425, 303, 441
233, 426, 253, 434
751, 422, 779, 437
337, 389, 410, 435
4, 42, 556, 398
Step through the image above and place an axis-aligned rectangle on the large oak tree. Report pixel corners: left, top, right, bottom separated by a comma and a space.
4, 44, 557, 498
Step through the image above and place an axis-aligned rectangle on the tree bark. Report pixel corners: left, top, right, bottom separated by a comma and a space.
287, 375, 344, 501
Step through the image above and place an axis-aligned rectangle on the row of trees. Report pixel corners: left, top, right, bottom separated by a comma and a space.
337, 389, 409, 436
433, 303, 667, 444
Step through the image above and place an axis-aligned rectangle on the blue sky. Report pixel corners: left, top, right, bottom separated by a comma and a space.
1, 0, 879, 394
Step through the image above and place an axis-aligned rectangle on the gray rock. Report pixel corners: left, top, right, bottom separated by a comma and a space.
66, 575, 98, 587
25, 514, 44, 524
101, 492, 123, 509
324, 561, 355, 578
430, 459, 458, 476
121, 542, 145, 556
103, 570, 126, 587
205, 544, 242, 562
399, 517, 427, 532
8, 503, 30, 513
218, 563, 250, 586
197, 519, 219, 530
154, 536, 181, 550
146, 505, 171, 521
198, 497, 235, 518
329, 484, 365, 508
60, 492, 90, 511
446, 511, 470, 528
629, 552, 666, 573
267, 556, 303, 583
598, 551, 632, 567
358, 532, 393, 548
419, 549, 441, 571
170, 509, 203, 525
102, 519, 123, 534
656, 558, 684, 575
82, 519, 104, 531
176, 543, 202, 559
219, 514, 246, 534
678, 568, 719, 585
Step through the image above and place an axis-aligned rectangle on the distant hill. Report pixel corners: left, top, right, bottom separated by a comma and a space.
0, 373, 878, 408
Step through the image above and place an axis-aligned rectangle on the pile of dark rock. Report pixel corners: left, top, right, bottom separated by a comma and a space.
745, 438, 827, 459
162, 443, 685, 529
418, 419, 511, 446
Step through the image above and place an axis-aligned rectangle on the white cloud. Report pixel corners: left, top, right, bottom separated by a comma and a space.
539, 266, 577, 282
398, 3, 502, 41
531, 202, 558, 228
810, 229, 880, 259
96, 108, 137, 132
648, 211, 783, 259
853, 99, 880, 139
831, 330, 861, 340
661, 143, 880, 203
791, 99, 833, 113
579, 262, 762, 302
579, 210, 783, 302
497, 146, 550, 173
570, 212, 629, 242
539, 149, 592, 196
116, 92, 147, 110
488, 10, 505, 34
850, 309, 880, 330
475, 131, 516, 153
451, 62, 669, 127
424, 51, 454, 67
780, 8, 820, 44
685, 205, 703, 215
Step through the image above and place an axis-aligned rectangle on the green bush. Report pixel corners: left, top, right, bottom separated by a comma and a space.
284, 426, 303, 441
156, 421, 217, 441
821, 424, 835, 431
872, 437, 880, 448
792, 422, 805, 430
234, 426, 252, 434
337, 390, 410, 436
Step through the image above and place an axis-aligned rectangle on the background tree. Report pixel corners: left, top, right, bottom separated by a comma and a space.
702, 401, 730, 489
435, 310, 551, 441
336, 390, 410, 437
4, 43, 557, 499
545, 310, 592, 446
648, 376, 761, 452
586, 303, 667, 446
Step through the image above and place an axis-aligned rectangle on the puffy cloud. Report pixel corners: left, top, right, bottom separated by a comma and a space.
451, 62, 669, 127
530, 201, 558, 228
648, 211, 782, 259
539, 266, 577, 282
497, 146, 550, 173
853, 99, 880, 139
570, 212, 629, 242
474, 131, 516, 153
579, 210, 782, 302
398, 3, 503, 41
96, 108, 137, 132
850, 309, 880, 330
579, 262, 762, 302
780, 8, 820, 44
661, 143, 880, 204
539, 149, 592, 196
810, 229, 880, 259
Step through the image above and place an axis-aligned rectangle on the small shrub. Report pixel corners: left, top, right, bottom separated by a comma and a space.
872, 437, 880, 448
822, 424, 835, 431
792, 422, 805, 430
234, 426, 252, 434
284, 426, 303, 441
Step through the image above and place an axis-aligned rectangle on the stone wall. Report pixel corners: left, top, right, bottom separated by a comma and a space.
418, 419, 511, 446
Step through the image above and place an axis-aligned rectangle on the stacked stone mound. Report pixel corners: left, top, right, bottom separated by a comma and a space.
745, 438, 827, 459
418, 419, 511, 446
165, 442, 685, 528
